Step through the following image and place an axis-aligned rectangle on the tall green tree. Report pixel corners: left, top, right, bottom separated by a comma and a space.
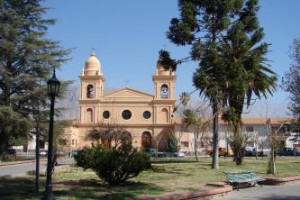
165, 131, 179, 153
163, 0, 238, 169
161, 0, 277, 168
182, 109, 200, 161
0, 0, 70, 154
220, 0, 277, 165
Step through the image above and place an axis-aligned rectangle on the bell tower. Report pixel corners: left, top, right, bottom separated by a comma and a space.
79, 52, 105, 124
152, 59, 176, 124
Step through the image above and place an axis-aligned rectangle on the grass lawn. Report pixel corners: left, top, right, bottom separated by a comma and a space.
0, 157, 300, 200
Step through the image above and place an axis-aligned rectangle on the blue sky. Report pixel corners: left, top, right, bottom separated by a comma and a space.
43, 0, 300, 117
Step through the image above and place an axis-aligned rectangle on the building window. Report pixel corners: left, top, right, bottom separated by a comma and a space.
272, 124, 290, 134
86, 108, 93, 122
87, 84, 94, 98
143, 111, 151, 119
246, 126, 254, 132
160, 84, 169, 98
122, 109, 132, 120
181, 141, 189, 148
103, 110, 110, 119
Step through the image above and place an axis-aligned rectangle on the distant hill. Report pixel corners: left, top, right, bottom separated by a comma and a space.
57, 85, 118, 119
57, 85, 79, 119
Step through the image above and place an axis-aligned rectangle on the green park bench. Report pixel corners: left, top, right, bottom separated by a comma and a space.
224, 171, 265, 190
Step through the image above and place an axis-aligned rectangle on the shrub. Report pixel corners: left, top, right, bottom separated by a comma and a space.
229, 132, 248, 165
75, 143, 151, 185
165, 133, 179, 153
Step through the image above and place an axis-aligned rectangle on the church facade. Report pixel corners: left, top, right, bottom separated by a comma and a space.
62, 52, 296, 155
64, 52, 178, 151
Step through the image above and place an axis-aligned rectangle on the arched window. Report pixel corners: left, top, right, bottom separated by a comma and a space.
87, 84, 94, 98
86, 108, 93, 122
160, 84, 169, 99
141, 131, 152, 149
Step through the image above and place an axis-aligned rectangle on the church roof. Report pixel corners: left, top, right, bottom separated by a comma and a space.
85, 51, 101, 71
101, 87, 154, 101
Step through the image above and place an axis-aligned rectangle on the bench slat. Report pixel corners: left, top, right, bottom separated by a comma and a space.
225, 171, 265, 183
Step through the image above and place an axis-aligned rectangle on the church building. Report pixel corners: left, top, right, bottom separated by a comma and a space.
62, 52, 296, 155
65, 52, 177, 151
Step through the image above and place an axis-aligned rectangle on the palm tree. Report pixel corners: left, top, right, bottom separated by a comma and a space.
182, 109, 200, 161
220, 3, 277, 165
180, 92, 191, 107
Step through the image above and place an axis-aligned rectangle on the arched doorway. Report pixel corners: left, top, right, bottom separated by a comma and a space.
141, 131, 152, 149
120, 131, 132, 145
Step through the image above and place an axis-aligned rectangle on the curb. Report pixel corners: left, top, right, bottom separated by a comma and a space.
0, 163, 71, 180
0, 159, 47, 167
263, 176, 300, 184
136, 176, 300, 200
136, 182, 233, 200
0, 159, 37, 166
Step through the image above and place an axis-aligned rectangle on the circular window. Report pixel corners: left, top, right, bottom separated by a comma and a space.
122, 110, 132, 120
143, 111, 151, 119
103, 111, 110, 119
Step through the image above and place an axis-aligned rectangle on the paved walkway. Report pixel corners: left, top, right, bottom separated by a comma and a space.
213, 181, 300, 200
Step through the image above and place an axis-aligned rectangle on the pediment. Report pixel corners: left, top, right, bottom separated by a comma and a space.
101, 87, 153, 101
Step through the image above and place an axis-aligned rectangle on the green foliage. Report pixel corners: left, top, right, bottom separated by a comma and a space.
8, 135, 27, 146
75, 143, 151, 185
179, 92, 190, 107
164, 1, 277, 169
158, 50, 177, 71
0, 154, 17, 162
0, 0, 70, 110
228, 132, 248, 165
0, 0, 70, 154
53, 119, 72, 148
222, 108, 240, 131
182, 109, 197, 127
0, 106, 32, 154
166, 133, 179, 153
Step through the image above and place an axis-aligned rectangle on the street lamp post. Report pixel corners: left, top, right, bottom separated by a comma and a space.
43, 68, 60, 200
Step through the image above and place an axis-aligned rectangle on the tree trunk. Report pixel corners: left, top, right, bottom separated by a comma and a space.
194, 134, 199, 162
35, 127, 40, 194
0, 131, 8, 155
212, 99, 219, 169
267, 145, 276, 175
